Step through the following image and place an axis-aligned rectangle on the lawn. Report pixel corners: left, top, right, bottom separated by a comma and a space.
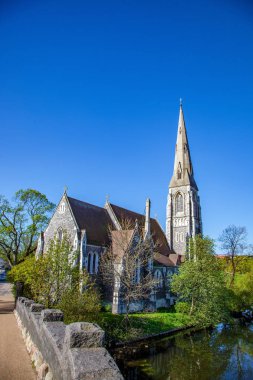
79, 310, 192, 343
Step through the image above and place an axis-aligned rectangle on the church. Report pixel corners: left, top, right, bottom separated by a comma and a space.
36, 103, 202, 313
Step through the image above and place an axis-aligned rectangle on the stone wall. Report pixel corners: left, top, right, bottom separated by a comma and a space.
15, 297, 124, 380
42, 194, 78, 254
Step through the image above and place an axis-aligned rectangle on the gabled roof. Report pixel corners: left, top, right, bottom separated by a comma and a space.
111, 230, 135, 263
66, 196, 176, 266
109, 203, 173, 258
67, 197, 112, 246
154, 252, 177, 267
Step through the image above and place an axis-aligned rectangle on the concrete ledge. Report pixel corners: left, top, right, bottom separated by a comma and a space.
15, 297, 124, 380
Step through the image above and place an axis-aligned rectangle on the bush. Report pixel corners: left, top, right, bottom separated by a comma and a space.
175, 302, 191, 315
101, 303, 112, 312
58, 282, 101, 324
8, 256, 35, 298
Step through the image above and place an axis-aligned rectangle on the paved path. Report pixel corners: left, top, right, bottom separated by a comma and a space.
0, 282, 36, 380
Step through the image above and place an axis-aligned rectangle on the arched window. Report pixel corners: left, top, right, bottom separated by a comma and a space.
59, 202, 65, 214
154, 270, 163, 288
57, 228, 63, 243
88, 253, 94, 274
135, 259, 140, 283
176, 193, 183, 213
73, 234, 78, 250
93, 253, 99, 274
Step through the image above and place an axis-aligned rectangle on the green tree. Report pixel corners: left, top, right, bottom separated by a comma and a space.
0, 189, 55, 266
171, 235, 230, 326
32, 232, 78, 306
9, 232, 101, 319
230, 265, 253, 312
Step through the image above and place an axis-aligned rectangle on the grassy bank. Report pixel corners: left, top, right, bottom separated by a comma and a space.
64, 309, 192, 343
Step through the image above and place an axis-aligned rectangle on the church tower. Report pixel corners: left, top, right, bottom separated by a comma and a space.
166, 102, 202, 256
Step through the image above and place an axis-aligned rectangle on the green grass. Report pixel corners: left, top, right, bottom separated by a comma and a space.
80, 310, 192, 343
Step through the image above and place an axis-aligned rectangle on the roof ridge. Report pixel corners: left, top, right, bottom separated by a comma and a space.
110, 203, 145, 217
67, 196, 105, 211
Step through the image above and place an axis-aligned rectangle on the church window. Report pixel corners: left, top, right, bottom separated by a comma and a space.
93, 253, 99, 274
57, 228, 63, 242
59, 202, 65, 214
175, 232, 179, 243
176, 193, 183, 213
180, 233, 184, 242
133, 259, 140, 284
154, 270, 163, 288
88, 253, 94, 274
73, 235, 78, 250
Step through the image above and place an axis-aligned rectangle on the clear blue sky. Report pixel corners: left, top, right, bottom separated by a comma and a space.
0, 0, 253, 249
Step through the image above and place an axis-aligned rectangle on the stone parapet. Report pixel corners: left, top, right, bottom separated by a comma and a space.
15, 297, 124, 380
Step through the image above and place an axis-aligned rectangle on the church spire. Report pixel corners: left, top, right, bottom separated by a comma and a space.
166, 103, 202, 255
169, 102, 197, 190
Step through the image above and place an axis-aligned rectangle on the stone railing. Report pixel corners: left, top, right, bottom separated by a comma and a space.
15, 297, 124, 380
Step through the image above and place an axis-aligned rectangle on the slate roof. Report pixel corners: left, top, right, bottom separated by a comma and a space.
67, 196, 176, 266
67, 197, 112, 246
109, 203, 173, 258
111, 230, 135, 263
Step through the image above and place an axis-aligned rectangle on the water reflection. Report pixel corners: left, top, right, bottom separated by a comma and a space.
114, 324, 253, 380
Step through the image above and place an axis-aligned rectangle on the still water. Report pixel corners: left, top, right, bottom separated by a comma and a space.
113, 324, 253, 380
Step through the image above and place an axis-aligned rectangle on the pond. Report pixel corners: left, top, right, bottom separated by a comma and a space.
112, 323, 253, 380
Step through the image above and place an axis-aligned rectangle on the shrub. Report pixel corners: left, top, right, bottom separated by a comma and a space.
8, 256, 35, 298
175, 302, 191, 315
101, 303, 112, 312
58, 278, 101, 324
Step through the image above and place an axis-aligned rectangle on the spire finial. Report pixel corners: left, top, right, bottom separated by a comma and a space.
179, 98, 183, 106
63, 185, 68, 194
106, 194, 110, 203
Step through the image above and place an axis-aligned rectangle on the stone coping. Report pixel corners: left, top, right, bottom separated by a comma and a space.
15, 297, 124, 380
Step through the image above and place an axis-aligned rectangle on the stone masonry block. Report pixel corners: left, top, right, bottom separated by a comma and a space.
24, 299, 35, 307
64, 322, 105, 349
18, 297, 28, 303
30, 303, 45, 313
41, 309, 64, 322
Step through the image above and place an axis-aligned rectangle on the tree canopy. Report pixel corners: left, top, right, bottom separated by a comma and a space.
0, 189, 55, 266
171, 235, 231, 326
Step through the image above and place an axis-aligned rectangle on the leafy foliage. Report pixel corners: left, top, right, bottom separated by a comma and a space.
57, 275, 101, 324
8, 255, 36, 298
0, 189, 55, 266
171, 235, 231, 327
9, 232, 101, 320
229, 263, 253, 312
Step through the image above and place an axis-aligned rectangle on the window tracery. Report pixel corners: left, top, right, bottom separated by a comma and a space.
175, 193, 183, 213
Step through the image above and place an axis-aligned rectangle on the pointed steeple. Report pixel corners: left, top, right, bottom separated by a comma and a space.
169, 102, 198, 190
